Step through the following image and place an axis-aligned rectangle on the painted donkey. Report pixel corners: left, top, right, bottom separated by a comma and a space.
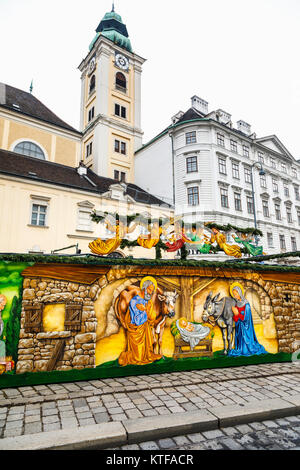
202, 291, 236, 354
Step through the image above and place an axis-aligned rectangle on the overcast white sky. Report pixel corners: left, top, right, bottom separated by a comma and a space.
1, 0, 300, 157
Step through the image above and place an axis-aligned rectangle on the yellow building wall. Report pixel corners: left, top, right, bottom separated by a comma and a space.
0, 115, 80, 168
0, 175, 174, 258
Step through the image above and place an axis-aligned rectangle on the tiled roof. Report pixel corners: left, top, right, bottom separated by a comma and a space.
0, 149, 170, 207
0, 83, 81, 134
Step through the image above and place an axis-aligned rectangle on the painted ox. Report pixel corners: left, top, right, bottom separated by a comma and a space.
114, 285, 179, 356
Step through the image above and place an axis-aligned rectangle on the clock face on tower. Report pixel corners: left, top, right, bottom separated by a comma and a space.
115, 53, 129, 71
88, 57, 96, 75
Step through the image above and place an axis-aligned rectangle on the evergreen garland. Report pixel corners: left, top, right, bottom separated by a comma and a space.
204, 222, 263, 237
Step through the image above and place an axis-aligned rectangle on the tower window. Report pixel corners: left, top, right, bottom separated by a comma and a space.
114, 170, 126, 182
89, 75, 96, 94
114, 103, 127, 119
14, 141, 45, 160
186, 156, 198, 173
114, 139, 127, 155
86, 142, 93, 157
116, 72, 127, 91
187, 187, 199, 206
88, 107, 95, 122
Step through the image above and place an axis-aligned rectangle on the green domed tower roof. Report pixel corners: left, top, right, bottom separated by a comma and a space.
89, 5, 132, 53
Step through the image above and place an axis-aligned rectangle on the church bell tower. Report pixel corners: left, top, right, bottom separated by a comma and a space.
78, 5, 145, 183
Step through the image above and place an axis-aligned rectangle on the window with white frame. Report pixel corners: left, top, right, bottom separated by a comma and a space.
279, 234, 286, 251
30, 199, 48, 227
186, 131, 197, 144
267, 232, 274, 248
230, 139, 238, 153
270, 157, 276, 169
218, 156, 227, 175
295, 185, 300, 201
234, 192, 242, 211
86, 141, 93, 158
77, 208, 92, 231
275, 203, 281, 220
244, 166, 251, 183
258, 152, 264, 163
246, 195, 254, 214
260, 174, 267, 188
292, 167, 297, 179
286, 207, 293, 224
283, 184, 290, 197
232, 161, 240, 179
14, 141, 45, 160
217, 133, 225, 147
272, 178, 279, 193
114, 139, 127, 155
115, 103, 127, 119
220, 187, 229, 208
88, 107, 95, 122
187, 186, 199, 206
243, 145, 249, 157
281, 163, 287, 173
291, 236, 297, 251
262, 200, 270, 218
186, 156, 198, 173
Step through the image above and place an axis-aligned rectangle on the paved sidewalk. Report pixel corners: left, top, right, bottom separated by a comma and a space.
0, 362, 299, 440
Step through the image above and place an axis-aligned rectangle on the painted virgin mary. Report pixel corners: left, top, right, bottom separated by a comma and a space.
228, 283, 267, 357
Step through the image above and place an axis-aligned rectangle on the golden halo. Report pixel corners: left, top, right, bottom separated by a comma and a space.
230, 282, 244, 298
140, 276, 157, 292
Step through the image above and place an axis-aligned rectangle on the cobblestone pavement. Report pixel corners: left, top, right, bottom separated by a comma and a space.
0, 363, 299, 439
113, 415, 300, 450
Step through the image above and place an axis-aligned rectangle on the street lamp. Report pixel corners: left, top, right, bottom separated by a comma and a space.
250, 161, 265, 246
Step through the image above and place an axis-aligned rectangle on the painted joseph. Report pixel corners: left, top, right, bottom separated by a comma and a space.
117, 277, 162, 366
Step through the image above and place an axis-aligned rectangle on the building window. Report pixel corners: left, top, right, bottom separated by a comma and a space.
262, 200, 270, 218
232, 161, 240, 179
31, 203, 47, 226
186, 156, 198, 173
292, 168, 297, 179
272, 178, 279, 193
88, 107, 95, 122
258, 152, 264, 163
298, 211, 300, 226
246, 195, 254, 214
14, 141, 45, 160
114, 170, 126, 182
279, 234, 286, 251
218, 157, 227, 175
295, 186, 300, 201
291, 236, 297, 251
220, 187, 229, 208
286, 208, 293, 224
187, 187, 199, 206
115, 103, 127, 119
244, 166, 251, 183
77, 209, 92, 231
115, 72, 127, 91
234, 192, 242, 211
114, 139, 126, 155
275, 203, 281, 221
230, 140, 238, 153
89, 75, 96, 94
270, 157, 276, 169
281, 163, 287, 173
86, 142, 93, 157
283, 184, 290, 197
217, 133, 225, 147
186, 131, 197, 144
267, 232, 274, 248
243, 145, 249, 158
260, 174, 267, 188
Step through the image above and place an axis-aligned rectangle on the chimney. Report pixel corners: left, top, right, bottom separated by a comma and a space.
191, 95, 208, 115
237, 120, 251, 136
216, 109, 232, 125
171, 110, 184, 124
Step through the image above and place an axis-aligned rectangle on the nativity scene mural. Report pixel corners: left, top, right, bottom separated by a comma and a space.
0, 259, 299, 384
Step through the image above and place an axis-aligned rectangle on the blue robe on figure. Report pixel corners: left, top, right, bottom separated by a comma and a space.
228, 302, 267, 357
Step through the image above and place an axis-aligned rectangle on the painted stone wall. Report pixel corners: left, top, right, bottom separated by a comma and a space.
17, 277, 100, 374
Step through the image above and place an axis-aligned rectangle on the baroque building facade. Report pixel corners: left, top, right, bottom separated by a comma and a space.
135, 96, 300, 255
